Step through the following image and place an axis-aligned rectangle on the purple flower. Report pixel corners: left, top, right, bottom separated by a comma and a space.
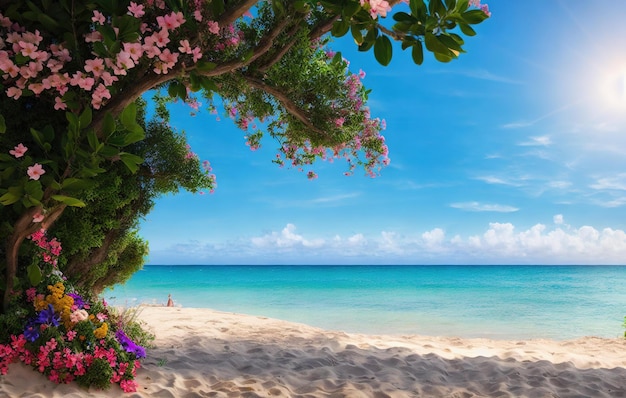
36, 304, 60, 327
115, 330, 146, 359
24, 321, 39, 342
67, 293, 86, 309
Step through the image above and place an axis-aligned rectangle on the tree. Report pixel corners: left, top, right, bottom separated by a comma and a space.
0, 0, 489, 310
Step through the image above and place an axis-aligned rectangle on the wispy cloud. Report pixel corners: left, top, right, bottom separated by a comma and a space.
475, 175, 524, 187
450, 202, 519, 213
310, 192, 361, 204
518, 135, 552, 146
429, 69, 524, 85
590, 174, 626, 191
501, 102, 581, 129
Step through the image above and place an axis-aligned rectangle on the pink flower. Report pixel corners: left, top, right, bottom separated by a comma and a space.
70, 309, 88, 323
92, 10, 105, 24
96, 313, 108, 321
120, 379, 138, 392
361, 0, 391, 19
32, 213, 44, 223
178, 39, 191, 54
127, 2, 145, 18
9, 143, 27, 158
27, 163, 45, 180
207, 20, 219, 35
66, 330, 77, 342
26, 288, 37, 302
6, 86, 22, 99
84, 58, 105, 76
194, 10, 203, 22
54, 97, 67, 110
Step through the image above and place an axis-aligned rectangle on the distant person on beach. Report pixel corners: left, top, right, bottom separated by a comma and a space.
167, 294, 174, 307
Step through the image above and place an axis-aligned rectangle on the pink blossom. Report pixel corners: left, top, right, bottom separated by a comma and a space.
194, 10, 203, 22
360, 0, 391, 19
84, 58, 105, 76
120, 379, 138, 393
123, 42, 143, 61
92, 10, 105, 24
32, 213, 44, 223
190, 46, 202, 63
66, 330, 77, 342
84, 31, 103, 43
9, 143, 27, 158
18, 41, 38, 58
178, 39, 191, 54
207, 20, 219, 35
26, 288, 37, 302
127, 2, 145, 18
152, 29, 170, 48
53, 97, 66, 110
157, 12, 184, 31
6, 86, 22, 99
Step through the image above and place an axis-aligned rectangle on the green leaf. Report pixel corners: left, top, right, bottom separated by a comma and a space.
410, 0, 427, 18
61, 177, 92, 191
121, 102, 137, 130
122, 127, 145, 146
456, 0, 470, 12
38, 12, 60, 31
196, 61, 216, 72
27, 264, 42, 287
342, 2, 360, 18
87, 129, 99, 151
102, 112, 116, 137
0, 115, 5, 134
119, 152, 143, 173
412, 41, 424, 65
51, 194, 86, 207
66, 111, 79, 134
458, 22, 476, 36
438, 34, 464, 53
374, 35, 393, 66
0, 186, 22, 205
393, 11, 416, 22
331, 19, 350, 37
425, 32, 452, 56
79, 107, 92, 129
462, 9, 489, 24
293, 0, 308, 13
351, 25, 363, 45
24, 180, 43, 201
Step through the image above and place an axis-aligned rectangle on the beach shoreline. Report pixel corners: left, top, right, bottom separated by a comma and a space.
2, 306, 626, 397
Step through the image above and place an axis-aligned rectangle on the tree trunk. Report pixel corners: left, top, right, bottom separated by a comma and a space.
2, 205, 66, 312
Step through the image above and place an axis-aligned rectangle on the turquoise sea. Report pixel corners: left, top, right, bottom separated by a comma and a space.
106, 265, 626, 340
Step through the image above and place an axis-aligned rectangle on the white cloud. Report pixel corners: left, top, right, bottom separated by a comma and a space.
250, 223, 324, 248
450, 202, 519, 213
150, 222, 626, 265
590, 174, 626, 191
519, 135, 552, 146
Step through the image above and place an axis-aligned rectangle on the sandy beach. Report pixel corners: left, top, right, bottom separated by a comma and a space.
1, 306, 626, 397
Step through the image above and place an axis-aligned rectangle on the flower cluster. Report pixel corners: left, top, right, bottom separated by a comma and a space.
0, 234, 148, 393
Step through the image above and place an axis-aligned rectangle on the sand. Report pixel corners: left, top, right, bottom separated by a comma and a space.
1, 306, 626, 397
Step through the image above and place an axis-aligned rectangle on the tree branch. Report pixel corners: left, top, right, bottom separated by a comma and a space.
242, 75, 329, 138
194, 15, 293, 77
218, 0, 258, 27
255, 24, 302, 73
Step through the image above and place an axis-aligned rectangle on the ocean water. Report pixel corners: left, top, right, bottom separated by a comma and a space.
105, 265, 626, 340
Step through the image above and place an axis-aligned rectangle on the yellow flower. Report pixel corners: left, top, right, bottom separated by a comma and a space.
94, 322, 108, 339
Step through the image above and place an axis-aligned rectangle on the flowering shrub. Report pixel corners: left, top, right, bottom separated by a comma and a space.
0, 230, 151, 392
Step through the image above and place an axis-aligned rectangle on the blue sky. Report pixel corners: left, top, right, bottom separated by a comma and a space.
142, 1, 626, 265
